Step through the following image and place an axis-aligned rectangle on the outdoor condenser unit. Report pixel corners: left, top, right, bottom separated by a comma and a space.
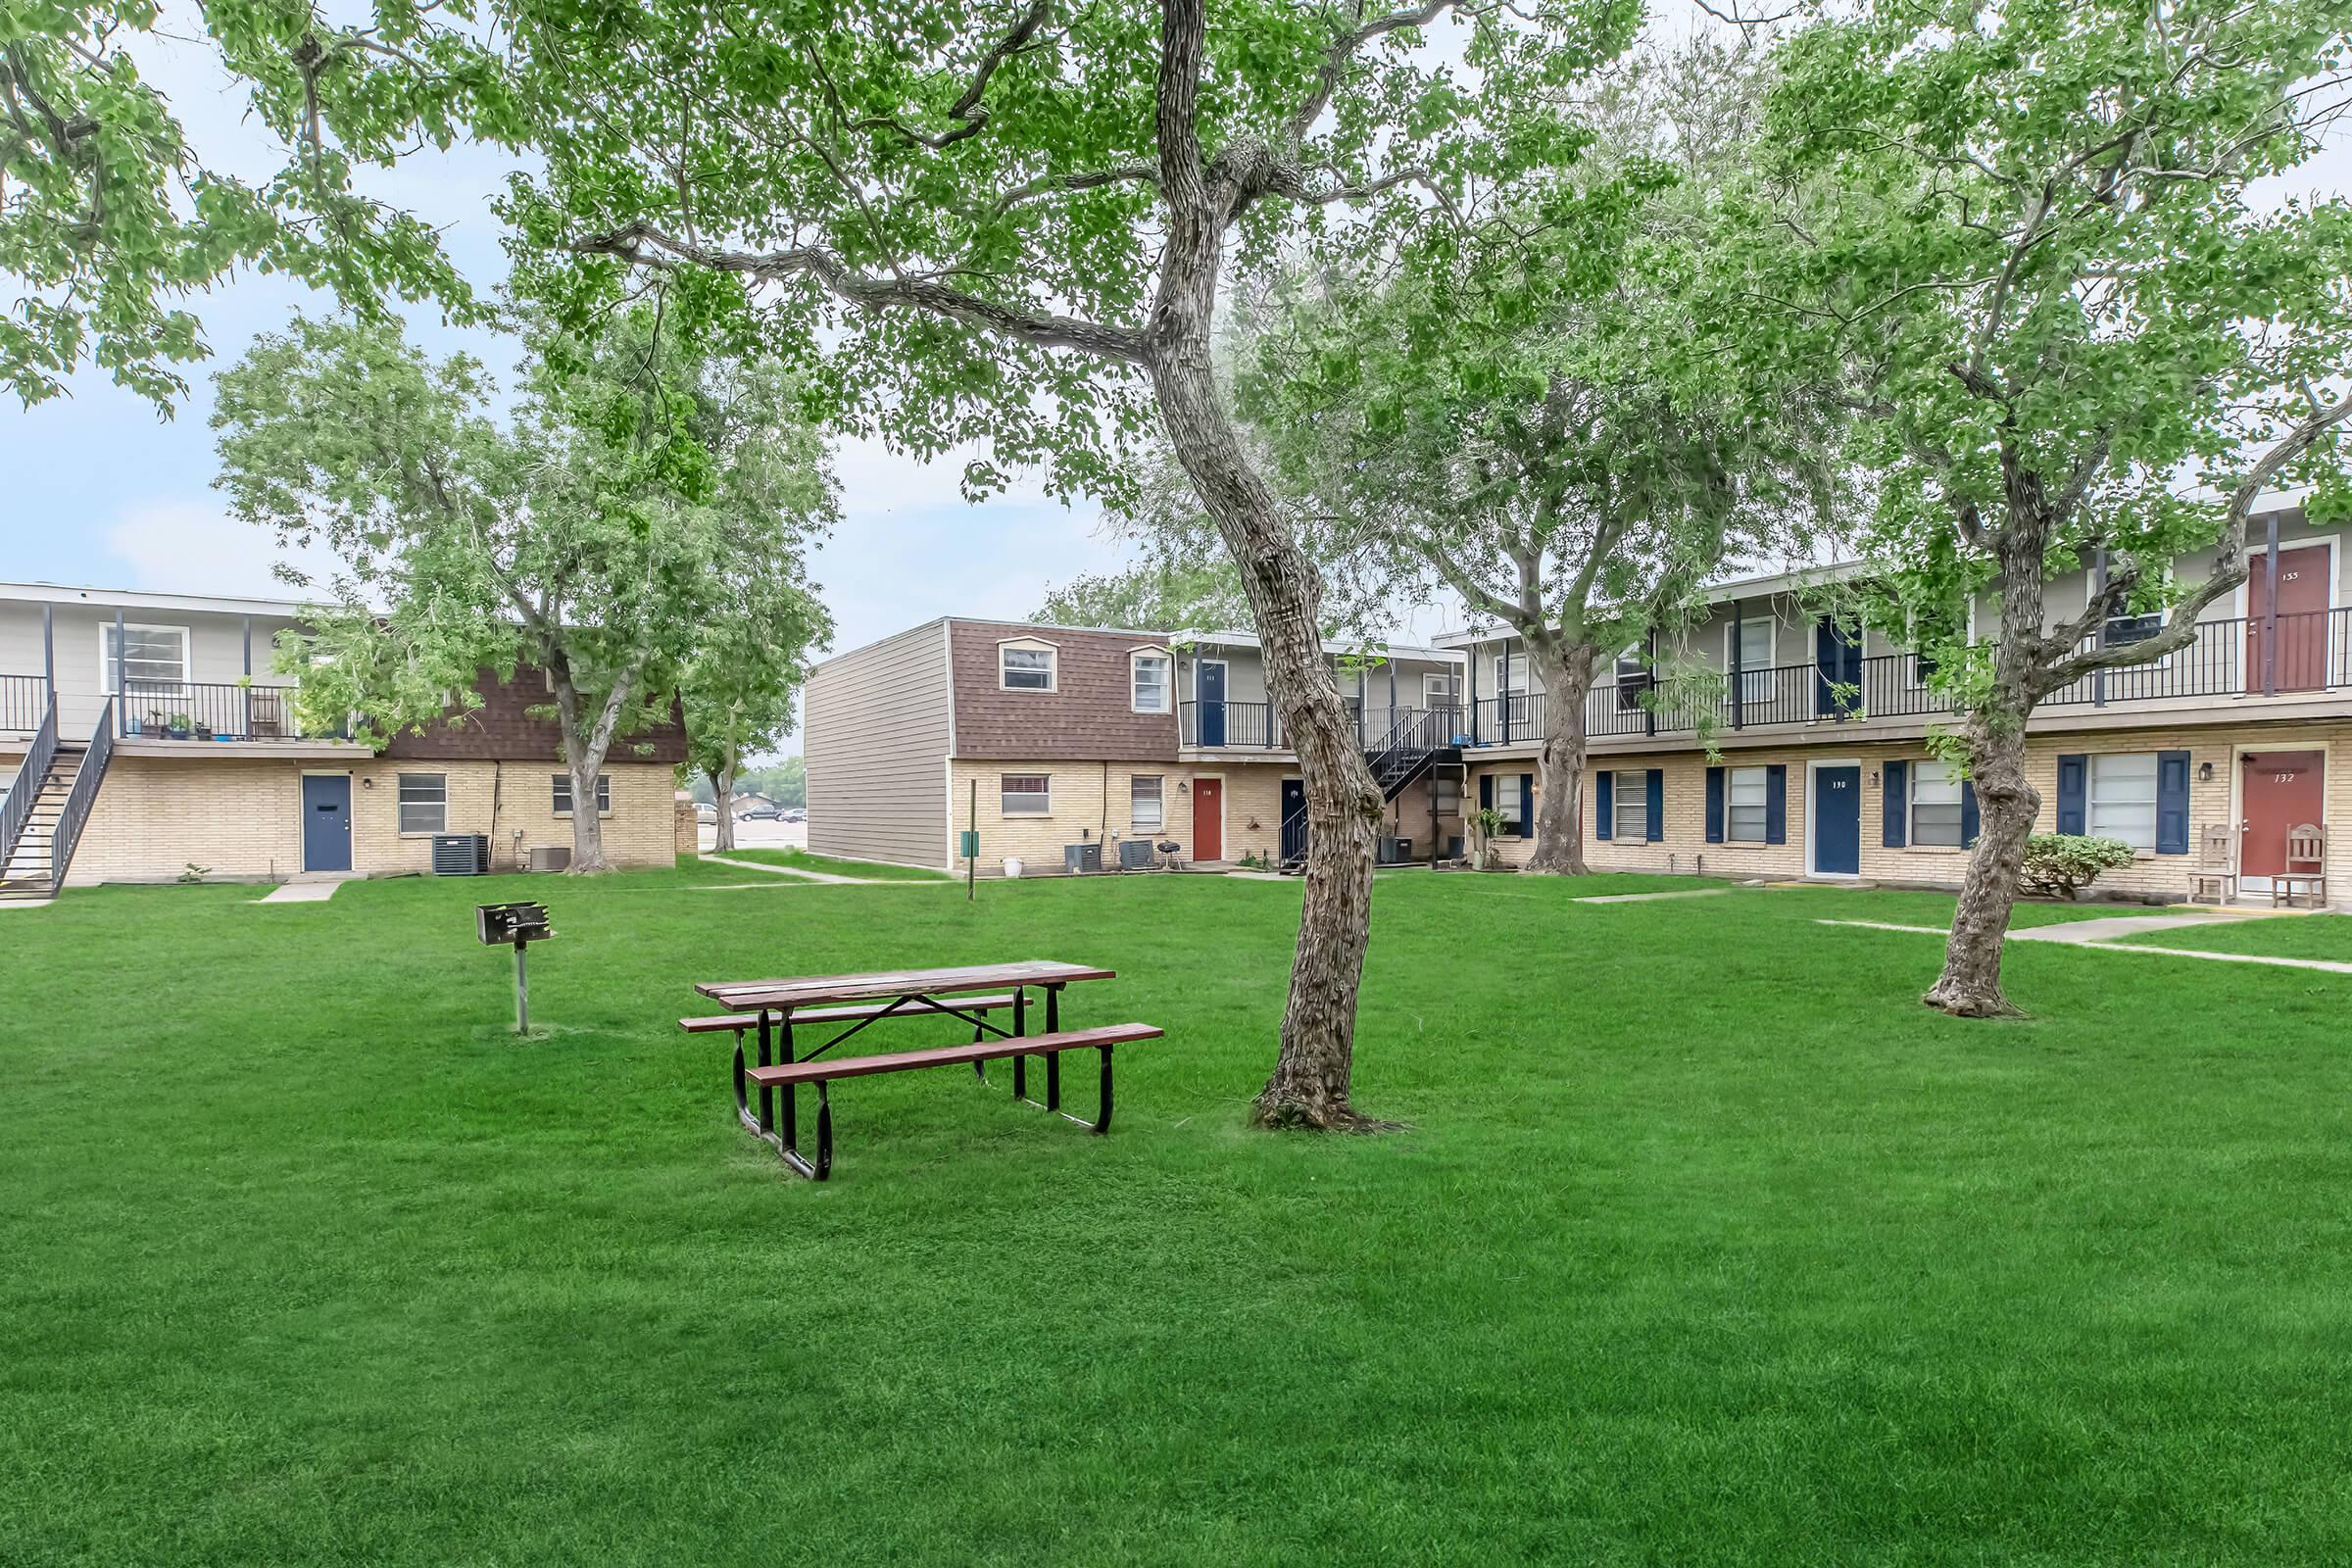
1118, 839, 1157, 870
431, 833, 490, 875
528, 845, 572, 873
1063, 842, 1103, 874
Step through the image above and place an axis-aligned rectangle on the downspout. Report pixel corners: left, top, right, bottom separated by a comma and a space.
491, 761, 505, 868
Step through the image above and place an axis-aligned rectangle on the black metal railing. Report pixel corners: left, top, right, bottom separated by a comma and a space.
1462, 606, 2352, 746
117, 679, 330, 741
0, 674, 47, 732
2, 695, 57, 874
1180, 698, 1282, 749
47, 700, 113, 890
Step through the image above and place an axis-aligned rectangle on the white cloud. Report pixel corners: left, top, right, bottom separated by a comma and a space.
102, 500, 341, 600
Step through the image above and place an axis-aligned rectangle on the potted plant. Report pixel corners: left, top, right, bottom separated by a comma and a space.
166, 711, 193, 740
1469, 806, 1508, 871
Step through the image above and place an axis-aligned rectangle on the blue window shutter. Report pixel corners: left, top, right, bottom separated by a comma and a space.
1961, 780, 1980, 848
1594, 770, 1614, 840
1519, 773, 1534, 837
1883, 760, 1909, 848
1705, 766, 1726, 843
2055, 754, 2086, 836
1644, 769, 1664, 841
1764, 764, 1787, 845
2156, 750, 2191, 854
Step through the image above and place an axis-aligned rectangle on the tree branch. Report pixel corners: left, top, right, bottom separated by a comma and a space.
572, 221, 1150, 362
1290, 0, 1452, 140
851, 0, 1053, 150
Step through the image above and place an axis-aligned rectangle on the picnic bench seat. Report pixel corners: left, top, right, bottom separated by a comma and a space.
740, 1023, 1163, 1180
677, 994, 1020, 1035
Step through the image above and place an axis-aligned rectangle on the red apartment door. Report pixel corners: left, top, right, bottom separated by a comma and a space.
2246, 544, 2329, 693
2240, 751, 2325, 886
1192, 778, 1223, 861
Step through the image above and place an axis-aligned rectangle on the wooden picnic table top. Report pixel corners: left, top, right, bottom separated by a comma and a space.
695, 959, 1115, 1012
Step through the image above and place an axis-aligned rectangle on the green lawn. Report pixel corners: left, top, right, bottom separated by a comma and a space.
705, 845, 953, 880
7, 868, 2352, 1565
2113, 910, 2352, 960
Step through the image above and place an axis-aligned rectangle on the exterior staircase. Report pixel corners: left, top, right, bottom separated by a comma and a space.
0, 744, 83, 902
0, 698, 115, 905
1278, 708, 1465, 871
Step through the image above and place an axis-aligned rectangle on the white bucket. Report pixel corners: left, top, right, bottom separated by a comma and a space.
1004, 857, 1024, 879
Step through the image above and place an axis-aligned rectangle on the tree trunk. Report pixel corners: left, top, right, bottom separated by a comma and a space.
710, 759, 736, 853
1146, 246, 1387, 1132
1523, 641, 1596, 874
565, 758, 612, 872
547, 654, 631, 875
1924, 473, 2054, 1017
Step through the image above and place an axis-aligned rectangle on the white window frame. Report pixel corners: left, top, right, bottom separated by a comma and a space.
2087, 752, 2159, 853
1423, 671, 1454, 710
1130, 774, 1164, 830
1129, 648, 1172, 713
1726, 616, 1778, 703
1726, 765, 1769, 843
1611, 769, 1648, 840
100, 622, 191, 692
552, 773, 612, 817
998, 637, 1059, 692
1492, 652, 1527, 694
1001, 772, 1052, 816
1910, 759, 1966, 848
1614, 644, 1649, 713
397, 772, 448, 836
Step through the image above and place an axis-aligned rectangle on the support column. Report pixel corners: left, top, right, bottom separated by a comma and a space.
2263, 512, 2281, 697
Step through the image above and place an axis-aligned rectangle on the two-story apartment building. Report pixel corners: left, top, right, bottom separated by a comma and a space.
1446, 500, 2347, 906
0, 582, 688, 900
805, 616, 1469, 874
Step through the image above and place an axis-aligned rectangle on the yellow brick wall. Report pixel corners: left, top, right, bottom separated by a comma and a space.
950, 758, 1223, 873
1469, 720, 2351, 906
673, 800, 699, 858
63, 757, 679, 883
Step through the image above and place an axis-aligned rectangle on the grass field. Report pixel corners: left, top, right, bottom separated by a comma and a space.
704, 845, 952, 880
2113, 910, 2352, 960
6, 864, 2352, 1565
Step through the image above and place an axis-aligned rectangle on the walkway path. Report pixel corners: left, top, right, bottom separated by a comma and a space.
1816, 911, 2352, 977
703, 853, 910, 886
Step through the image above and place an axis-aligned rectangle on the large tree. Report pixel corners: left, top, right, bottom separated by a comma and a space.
1, 2, 512, 409
686, 561, 834, 852
1750, 0, 2352, 1016
214, 309, 835, 870
1035, 559, 1250, 631
1240, 37, 1836, 872
491, 0, 1640, 1127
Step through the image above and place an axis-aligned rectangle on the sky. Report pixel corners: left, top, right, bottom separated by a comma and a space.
1, 11, 2343, 760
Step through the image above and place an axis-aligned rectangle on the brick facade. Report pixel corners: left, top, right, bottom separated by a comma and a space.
946, 620, 1180, 761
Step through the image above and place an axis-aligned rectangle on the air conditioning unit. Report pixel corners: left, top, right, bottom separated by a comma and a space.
1117, 839, 1157, 870
1063, 842, 1103, 874
528, 845, 571, 873
431, 833, 489, 875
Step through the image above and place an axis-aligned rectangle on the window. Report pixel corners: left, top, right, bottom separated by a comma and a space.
1728, 616, 1777, 704
2103, 610, 2164, 648
2088, 753, 2158, 852
1492, 652, 1527, 693
1912, 760, 1966, 847
1612, 770, 1647, 840
1131, 651, 1171, 713
1001, 773, 1051, 815
1131, 775, 1164, 830
1727, 766, 1769, 843
397, 772, 448, 834
1423, 672, 1454, 710
1490, 775, 1530, 835
102, 623, 190, 691
552, 773, 612, 815
1000, 642, 1056, 691
1615, 645, 1650, 712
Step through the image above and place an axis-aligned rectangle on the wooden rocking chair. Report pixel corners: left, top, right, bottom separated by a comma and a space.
2273, 823, 2328, 909
2187, 823, 2237, 906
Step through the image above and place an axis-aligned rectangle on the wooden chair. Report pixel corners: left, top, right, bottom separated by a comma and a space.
2274, 823, 2328, 909
2187, 823, 2238, 906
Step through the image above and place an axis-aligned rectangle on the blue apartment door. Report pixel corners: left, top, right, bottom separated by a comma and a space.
1280, 778, 1307, 862
302, 775, 352, 871
1198, 661, 1227, 746
1814, 621, 1862, 716
1813, 765, 1860, 875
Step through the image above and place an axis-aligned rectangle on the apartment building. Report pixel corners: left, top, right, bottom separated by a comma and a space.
1446, 501, 2346, 906
804, 616, 1467, 873
0, 582, 688, 900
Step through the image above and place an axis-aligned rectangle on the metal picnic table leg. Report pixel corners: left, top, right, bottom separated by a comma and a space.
1045, 983, 1062, 1111
756, 1009, 774, 1138
778, 1008, 798, 1154
1011, 987, 1028, 1099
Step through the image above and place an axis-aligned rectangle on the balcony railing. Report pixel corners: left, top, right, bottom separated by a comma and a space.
0, 673, 47, 731
116, 680, 342, 742
1181, 700, 1475, 751
1461, 607, 2352, 747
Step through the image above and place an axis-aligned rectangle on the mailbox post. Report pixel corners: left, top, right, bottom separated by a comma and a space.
476, 902, 555, 1034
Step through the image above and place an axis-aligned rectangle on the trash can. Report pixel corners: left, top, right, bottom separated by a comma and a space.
1004, 857, 1024, 878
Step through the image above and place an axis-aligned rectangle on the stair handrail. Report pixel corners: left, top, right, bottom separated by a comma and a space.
2, 695, 58, 873
46, 699, 114, 891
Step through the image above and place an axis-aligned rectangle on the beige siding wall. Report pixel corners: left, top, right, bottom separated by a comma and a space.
950, 758, 1208, 874
1469, 719, 2352, 906
806, 620, 954, 868
0, 601, 304, 739
63, 758, 678, 883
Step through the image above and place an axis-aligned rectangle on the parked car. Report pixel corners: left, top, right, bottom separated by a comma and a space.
740, 806, 782, 820
694, 804, 716, 821
783, 808, 806, 823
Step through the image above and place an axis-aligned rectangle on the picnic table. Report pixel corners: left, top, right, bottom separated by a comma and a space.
681, 960, 1162, 1180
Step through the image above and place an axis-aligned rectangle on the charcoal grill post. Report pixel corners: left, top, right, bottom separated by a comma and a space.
514, 939, 529, 1034
476, 902, 554, 1036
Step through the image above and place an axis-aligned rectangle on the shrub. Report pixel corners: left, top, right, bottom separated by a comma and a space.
2019, 834, 2135, 900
